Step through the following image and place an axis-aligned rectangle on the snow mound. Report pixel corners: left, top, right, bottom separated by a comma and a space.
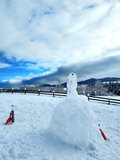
49, 73, 104, 149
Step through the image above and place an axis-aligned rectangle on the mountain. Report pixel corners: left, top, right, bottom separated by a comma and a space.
61, 77, 120, 88
0, 77, 120, 88
78, 77, 120, 85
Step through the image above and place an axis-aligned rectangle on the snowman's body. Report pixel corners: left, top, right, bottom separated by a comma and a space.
49, 73, 103, 149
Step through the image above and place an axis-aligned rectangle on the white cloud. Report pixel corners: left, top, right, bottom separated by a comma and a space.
0, 0, 120, 79
0, 62, 11, 68
2, 74, 33, 84
8, 79, 22, 84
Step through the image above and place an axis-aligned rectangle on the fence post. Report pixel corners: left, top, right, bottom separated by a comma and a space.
88, 96, 90, 101
87, 94, 90, 101
12, 88, 14, 94
108, 98, 110, 105
24, 88, 26, 94
53, 91, 55, 97
38, 89, 40, 96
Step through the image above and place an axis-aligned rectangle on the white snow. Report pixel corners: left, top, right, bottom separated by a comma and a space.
49, 73, 104, 149
0, 92, 120, 160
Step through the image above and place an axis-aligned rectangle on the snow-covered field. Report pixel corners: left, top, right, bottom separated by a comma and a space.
0, 93, 120, 160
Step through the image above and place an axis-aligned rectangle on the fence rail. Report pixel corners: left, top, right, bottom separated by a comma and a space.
1, 88, 120, 105
0, 88, 67, 97
87, 95, 120, 105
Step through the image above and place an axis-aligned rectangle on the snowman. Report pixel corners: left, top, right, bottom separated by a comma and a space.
67, 73, 78, 97
49, 73, 104, 149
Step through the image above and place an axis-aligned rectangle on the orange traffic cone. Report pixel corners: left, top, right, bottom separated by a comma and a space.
5, 112, 13, 125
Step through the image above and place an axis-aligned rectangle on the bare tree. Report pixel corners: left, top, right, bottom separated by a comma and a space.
85, 84, 94, 96
54, 82, 65, 93
77, 84, 86, 95
94, 80, 107, 96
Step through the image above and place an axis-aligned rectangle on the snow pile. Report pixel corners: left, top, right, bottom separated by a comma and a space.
49, 73, 103, 149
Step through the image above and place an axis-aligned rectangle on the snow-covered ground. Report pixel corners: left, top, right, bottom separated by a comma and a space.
0, 93, 120, 160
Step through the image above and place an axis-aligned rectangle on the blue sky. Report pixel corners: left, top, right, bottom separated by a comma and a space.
0, 0, 120, 87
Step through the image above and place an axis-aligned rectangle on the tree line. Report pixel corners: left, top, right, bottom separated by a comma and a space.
78, 80, 120, 96
38, 80, 120, 96
2, 80, 120, 96
52, 80, 120, 96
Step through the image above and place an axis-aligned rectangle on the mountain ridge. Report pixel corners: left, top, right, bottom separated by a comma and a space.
61, 77, 120, 87
0, 77, 120, 88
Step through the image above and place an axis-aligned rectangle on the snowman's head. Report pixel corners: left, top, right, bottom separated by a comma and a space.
68, 73, 77, 82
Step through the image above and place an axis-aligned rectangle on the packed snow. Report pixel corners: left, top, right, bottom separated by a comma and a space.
0, 92, 120, 160
49, 73, 104, 150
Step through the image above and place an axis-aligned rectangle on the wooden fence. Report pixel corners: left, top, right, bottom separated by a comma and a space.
1, 88, 120, 105
87, 95, 120, 105
0, 88, 67, 97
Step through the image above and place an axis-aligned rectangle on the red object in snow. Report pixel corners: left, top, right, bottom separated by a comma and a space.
99, 128, 107, 140
5, 112, 12, 125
